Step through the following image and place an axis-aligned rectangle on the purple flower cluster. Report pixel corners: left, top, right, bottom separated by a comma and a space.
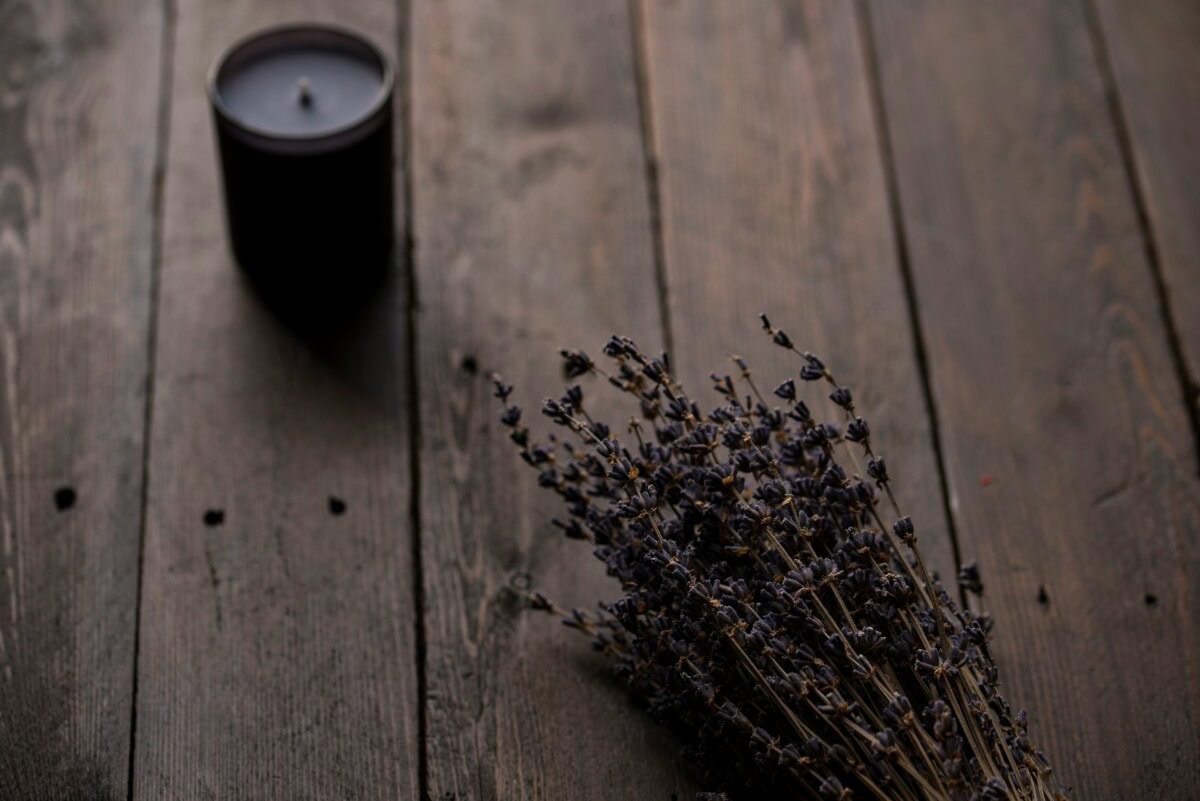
496, 317, 1067, 801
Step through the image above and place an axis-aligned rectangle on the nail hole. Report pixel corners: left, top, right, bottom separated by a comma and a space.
509, 572, 532, 591
203, 509, 225, 527
328, 496, 346, 516
1036, 585, 1049, 606
1145, 593, 1158, 607
53, 486, 76, 511
460, 354, 479, 375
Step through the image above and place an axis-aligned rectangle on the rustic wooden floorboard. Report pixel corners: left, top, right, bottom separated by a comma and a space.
0, 1, 163, 798
410, 1, 694, 798
131, 1, 419, 798
1090, 0, 1200, 444
635, 0, 957, 583
3, 2, 1197, 798
865, 1, 1200, 798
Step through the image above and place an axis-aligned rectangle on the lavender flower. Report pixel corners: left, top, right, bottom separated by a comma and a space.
497, 319, 1068, 801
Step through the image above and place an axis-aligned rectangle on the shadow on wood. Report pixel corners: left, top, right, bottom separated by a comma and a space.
241, 250, 404, 408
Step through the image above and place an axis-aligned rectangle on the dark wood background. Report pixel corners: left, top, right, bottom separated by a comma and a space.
1, 1, 1196, 799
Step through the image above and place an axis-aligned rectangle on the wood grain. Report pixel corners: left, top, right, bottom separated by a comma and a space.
410, 1, 693, 798
132, 1, 419, 798
1092, 0, 1200, 428
637, 0, 957, 581
0, 1, 163, 797
866, 1, 1200, 797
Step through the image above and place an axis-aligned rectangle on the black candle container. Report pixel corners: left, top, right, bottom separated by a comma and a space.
208, 24, 394, 304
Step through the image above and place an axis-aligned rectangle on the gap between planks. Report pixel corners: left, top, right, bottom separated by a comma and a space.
853, 0, 965, 602
127, 0, 178, 798
396, 0, 429, 799
628, 0, 675, 361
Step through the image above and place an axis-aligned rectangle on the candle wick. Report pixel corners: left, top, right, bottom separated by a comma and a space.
297, 76, 313, 107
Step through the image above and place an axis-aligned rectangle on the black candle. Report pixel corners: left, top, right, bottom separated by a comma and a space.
208, 24, 394, 303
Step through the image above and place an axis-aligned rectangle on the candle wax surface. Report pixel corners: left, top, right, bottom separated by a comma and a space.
217, 47, 383, 137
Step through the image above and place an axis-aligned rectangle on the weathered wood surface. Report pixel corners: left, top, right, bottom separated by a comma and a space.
866, 1, 1200, 798
3, 1, 1199, 799
636, 0, 957, 582
131, 0, 419, 798
410, 1, 693, 798
1092, 0, 1200, 431
0, 0, 163, 797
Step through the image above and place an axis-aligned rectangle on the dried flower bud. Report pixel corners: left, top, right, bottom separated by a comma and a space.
845, 417, 870, 443
959, 561, 984, 595
491, 375, 514, 400
560, 348, 595, 378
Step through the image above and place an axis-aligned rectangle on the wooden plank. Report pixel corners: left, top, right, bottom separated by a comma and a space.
0, 0, 162, 796
1092, 0, 1200, 426
866, 1, 1200, 798
637, 0, 957, 582
410, 1, 694, 798
132, 1, 419, 798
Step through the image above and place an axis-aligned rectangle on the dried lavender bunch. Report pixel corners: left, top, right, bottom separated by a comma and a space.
495, 316, 1068, 801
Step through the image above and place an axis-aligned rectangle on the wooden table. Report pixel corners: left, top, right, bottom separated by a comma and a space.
2, 1, 1197, 799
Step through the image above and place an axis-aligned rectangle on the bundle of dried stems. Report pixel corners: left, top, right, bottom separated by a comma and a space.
494, 317, 1067, 801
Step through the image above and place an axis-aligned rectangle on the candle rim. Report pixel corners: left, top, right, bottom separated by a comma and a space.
207, 21, 394, 147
